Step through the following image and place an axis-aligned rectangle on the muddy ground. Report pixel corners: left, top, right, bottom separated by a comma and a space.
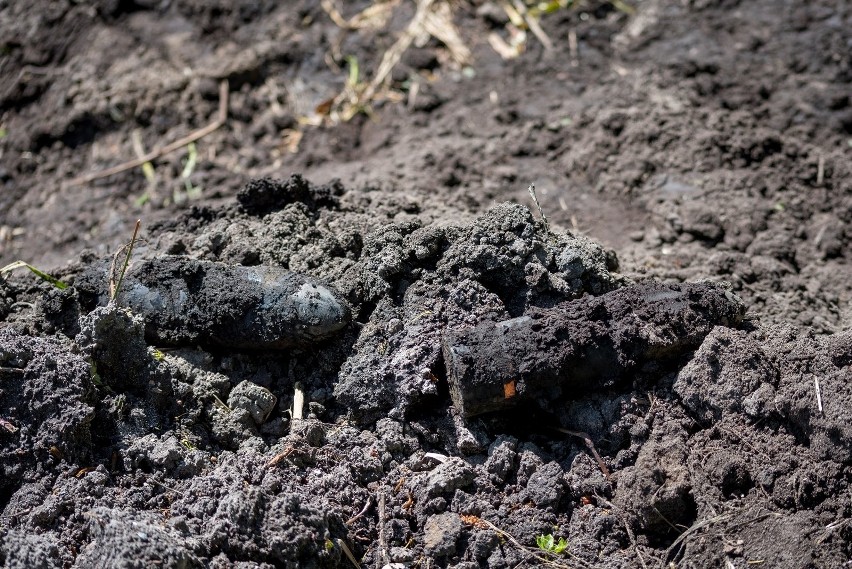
1, 0, 851, 567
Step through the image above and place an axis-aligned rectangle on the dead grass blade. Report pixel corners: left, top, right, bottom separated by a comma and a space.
322, 0, 399, 30
319, 0, 470, 124
0, 260, 68, 289
109, 219, 142, 301
511, 0, 554, 52
421, 1, 472, 65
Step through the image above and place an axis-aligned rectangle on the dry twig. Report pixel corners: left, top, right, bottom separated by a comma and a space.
554, 427, 612, 481
322, 0, 398, 30
814, 377, 824, 414
345, 495, 374, 526
336, 538, 362, 569
109, 219, 141, 301
68, 80, 229, 186
662, 514, 732, 567
378, 491, 389, 567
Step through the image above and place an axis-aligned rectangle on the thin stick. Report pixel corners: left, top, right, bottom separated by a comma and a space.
814, 377, 824, 414
662, 514, 731, 567
568, 28, 578, 66
817, 155, 825, 186
336, 538, 362, 569
360, 0, 436, 105
378, 491, 388, 568
147, 477, 185, 497
292, 382, 305, 421
663, 512, 777, 567
345, 495, 373, 525
528, 183, 550, 240
554, 427, 612, 481
68, 80, 229, 186
110, 219, 141, 301
512, 0, 554, 52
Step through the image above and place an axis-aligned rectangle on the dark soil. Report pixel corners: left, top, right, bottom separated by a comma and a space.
1, 1, 851, 568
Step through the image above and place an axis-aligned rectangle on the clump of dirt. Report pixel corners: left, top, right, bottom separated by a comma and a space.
3, 175, 851, 568
2, 1, 851, 568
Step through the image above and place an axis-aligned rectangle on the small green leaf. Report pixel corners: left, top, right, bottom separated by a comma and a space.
1, 260, 68, 289
536, 534, 554, 550
141, 160, 156, 184
180, 142, 198, 180
346, 56, 360, 87
536, 533, 568, 555
90, 361, 104, 386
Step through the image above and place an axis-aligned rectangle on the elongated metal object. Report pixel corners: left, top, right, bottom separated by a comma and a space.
443, 282, 745, 417
116, 257, 350, 349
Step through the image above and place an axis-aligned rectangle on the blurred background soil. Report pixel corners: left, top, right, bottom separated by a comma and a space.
1, 0, 848, 333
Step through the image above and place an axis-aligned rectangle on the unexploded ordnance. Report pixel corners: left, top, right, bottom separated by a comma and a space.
443, 282, 745, 417
116, 257, 350, 349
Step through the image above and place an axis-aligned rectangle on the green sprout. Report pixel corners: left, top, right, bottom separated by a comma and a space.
0, 260, 68, 289
179, 436, 197, 451
90, 361, 104, 387
536, 534, 568, 555
176, 142, 201, 203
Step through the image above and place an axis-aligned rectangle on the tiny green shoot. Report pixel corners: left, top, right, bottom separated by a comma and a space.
179, 435, 197, 451
141, 160, 156, 185
178, 142, 201, 201
338, 55, 371, 121
0, 260, 68, 289
535, 534, 568, 555
90, 360, 104, 387
131, 130, 157, 205
346, 55, 360, 88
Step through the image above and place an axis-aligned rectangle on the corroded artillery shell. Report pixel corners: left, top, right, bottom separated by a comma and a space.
443, 282, 745, 417
116, 257, 350, 349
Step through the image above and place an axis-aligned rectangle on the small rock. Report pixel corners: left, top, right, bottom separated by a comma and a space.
228, 381, 277, 425
425, 457, 475, 498
423, 512, 462, 557
525, 461, 565, 507
484, 436, 518, 482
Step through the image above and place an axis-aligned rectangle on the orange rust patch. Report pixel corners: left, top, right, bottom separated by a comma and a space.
460, 514, 489, 529
503, 380, 517, 399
